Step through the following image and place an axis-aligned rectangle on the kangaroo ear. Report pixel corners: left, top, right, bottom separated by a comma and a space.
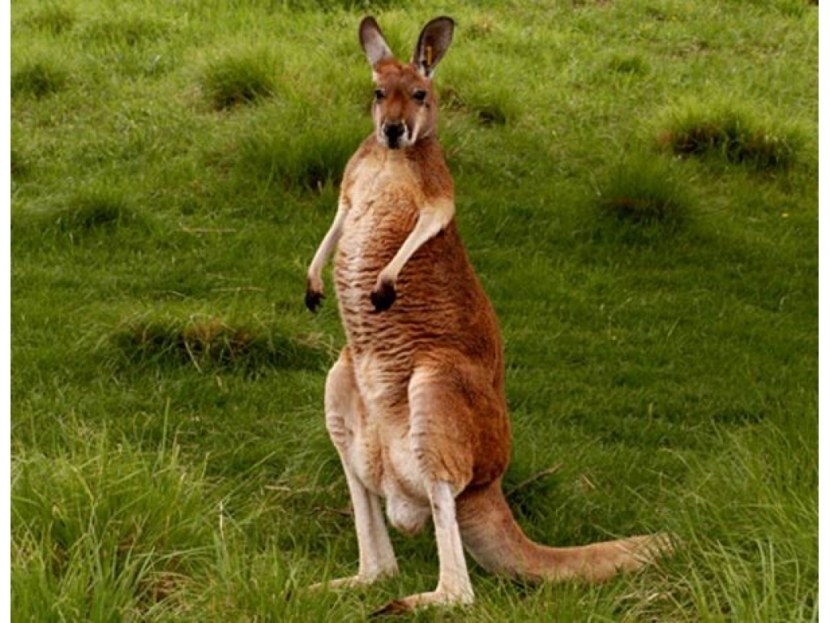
412, 16, 454, 78
359, 16, 394, 68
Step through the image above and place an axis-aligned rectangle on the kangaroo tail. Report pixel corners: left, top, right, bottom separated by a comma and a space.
455, 479, 672, 583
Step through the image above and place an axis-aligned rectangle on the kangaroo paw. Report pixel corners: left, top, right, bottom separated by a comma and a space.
370, 279, 396, 312
305, 288, 324, 312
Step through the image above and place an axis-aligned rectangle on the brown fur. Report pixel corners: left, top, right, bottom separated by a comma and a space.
306, 15, 671, 613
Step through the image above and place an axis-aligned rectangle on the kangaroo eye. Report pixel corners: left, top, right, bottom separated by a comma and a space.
413, 89, 428, 102
374, 89, 385, 101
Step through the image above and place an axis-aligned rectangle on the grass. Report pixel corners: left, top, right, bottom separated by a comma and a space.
12, 426, 215, 620
11, 57, 69, 98
11, 0, 817, 621
109, 313, 332, 373
658, 101, 802, 170
594, 155, 690, 236
200, 47, 280, 110
20, 4, 77, 35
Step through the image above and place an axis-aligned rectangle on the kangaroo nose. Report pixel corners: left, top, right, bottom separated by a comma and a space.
384, 122, 405, 142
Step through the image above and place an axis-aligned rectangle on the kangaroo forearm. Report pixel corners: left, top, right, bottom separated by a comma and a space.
306, 202, 348, 312
379, 200, 454, 283
308, 204, 348, 284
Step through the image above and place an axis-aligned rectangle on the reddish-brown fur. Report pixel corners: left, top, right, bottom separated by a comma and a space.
306, 16, 672, 613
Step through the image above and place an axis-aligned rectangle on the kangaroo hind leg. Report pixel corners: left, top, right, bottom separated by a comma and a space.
313, 349, 398, 589
374, 366, 477, 613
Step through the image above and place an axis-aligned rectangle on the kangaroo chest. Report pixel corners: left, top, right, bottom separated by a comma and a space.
333, 154, 421, 355
335, 154, 421, 282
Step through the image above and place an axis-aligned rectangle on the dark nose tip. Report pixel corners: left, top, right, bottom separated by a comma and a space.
384, 123, 405, 141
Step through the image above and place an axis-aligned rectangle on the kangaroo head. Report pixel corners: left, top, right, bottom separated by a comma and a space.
359, 16, 454, 150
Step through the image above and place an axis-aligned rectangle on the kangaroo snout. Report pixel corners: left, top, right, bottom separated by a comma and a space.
382, 121, 407, 148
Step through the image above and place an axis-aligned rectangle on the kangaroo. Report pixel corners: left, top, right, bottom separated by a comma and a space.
305, 15, 672, 614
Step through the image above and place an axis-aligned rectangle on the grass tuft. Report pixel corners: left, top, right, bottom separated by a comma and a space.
55, 190, 143, 235
11, 58, 69, 98
659, 104, 800, 170
12, 430, 215, 620
83, 15, 168, 47
476, 103, 509, 126
232, 105, 364, 192
608, 54, 649, 75
11, 147, 30, 179
201, 49, 279, 111
438, 86, 467, 112
595, 155, 691, 230
439, 72, 519, 127
467, 15, 500, 39
297, 0, 406, 9
23, 4, 76, 35
111, 315, 331, 373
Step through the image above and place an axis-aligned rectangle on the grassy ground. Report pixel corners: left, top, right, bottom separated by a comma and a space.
11, 0, 817, 620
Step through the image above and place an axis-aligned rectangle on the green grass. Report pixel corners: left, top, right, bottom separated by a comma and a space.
594, 155, 691, 239
11, 57, 69, 98
658, 100, 803, 170
11, 0, 817, 621
200, 47, 280, 111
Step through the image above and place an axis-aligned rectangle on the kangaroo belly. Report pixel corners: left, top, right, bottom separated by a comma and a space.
345, 411, 432, 535
340, 363, 432, 534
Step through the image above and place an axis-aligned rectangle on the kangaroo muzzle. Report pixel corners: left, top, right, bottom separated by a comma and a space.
381, 121, 409, 149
